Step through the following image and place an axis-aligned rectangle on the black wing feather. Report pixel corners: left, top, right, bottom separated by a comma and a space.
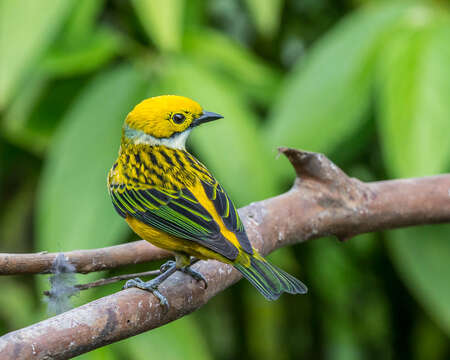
201, 181, 253, 254
110, 186, 239, 260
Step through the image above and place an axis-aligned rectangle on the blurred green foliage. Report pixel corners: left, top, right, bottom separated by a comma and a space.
0, 0, 449, 359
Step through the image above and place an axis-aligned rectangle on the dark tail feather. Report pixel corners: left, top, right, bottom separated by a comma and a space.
234, 255, 307, 300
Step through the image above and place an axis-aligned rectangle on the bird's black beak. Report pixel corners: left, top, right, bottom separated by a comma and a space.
191, 111, 223, 127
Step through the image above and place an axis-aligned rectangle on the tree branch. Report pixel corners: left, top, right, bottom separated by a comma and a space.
1, 148, 449, 359
0, 240, 170, 275
43, 269, 161, 296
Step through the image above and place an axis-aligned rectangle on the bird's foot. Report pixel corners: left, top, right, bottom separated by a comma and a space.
123, 277, 169, 307
160, 258, 207, 288
180, 260, 208, 289
123, 261, 178, 308
159, 260, 176, 273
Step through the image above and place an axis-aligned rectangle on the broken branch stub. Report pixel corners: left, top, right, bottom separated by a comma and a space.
279, 147, 374, 241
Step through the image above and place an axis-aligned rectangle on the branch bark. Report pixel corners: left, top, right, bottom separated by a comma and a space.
0, 240, 169, 275
43, 269, 161, 295
1, 148, 449, 359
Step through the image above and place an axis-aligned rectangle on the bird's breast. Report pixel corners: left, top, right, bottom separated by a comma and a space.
113, 144, 213, 190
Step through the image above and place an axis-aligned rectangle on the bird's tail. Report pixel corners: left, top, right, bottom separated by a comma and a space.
234, 253, 307, 300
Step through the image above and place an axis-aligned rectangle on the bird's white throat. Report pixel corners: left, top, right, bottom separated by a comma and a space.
123, 124, 191, 150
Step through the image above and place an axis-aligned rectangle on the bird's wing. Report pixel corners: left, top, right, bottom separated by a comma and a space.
200, 180, 253, 254
109, 179, 252, 260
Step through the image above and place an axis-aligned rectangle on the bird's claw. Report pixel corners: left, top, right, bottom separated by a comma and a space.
122, 277, 169, 309
161, 259, 207, 288
121, 259, 205, 308
181, 267, 208, 289
160, 260, 176, 273
123, 277, 146, 290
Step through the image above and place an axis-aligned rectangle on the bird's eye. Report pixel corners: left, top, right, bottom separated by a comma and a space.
172, 113, 186, 124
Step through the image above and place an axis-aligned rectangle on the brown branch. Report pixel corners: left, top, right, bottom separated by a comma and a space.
43, 269, 161, 296
0, 240, 170, 275
1, 148, 449, 359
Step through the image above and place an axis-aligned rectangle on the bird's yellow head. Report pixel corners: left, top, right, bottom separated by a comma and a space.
123, 95, 223, 149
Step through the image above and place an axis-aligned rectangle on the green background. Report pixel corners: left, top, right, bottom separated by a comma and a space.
0, 0, 449, 359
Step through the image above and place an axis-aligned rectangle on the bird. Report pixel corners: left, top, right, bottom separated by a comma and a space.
107, 95, 307, 306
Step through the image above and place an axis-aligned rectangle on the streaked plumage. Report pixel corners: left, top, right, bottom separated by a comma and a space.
108, 95, 307, 301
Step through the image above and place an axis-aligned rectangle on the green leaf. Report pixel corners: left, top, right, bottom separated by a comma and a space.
37, 65, 147, 252
377, 19, 450, 178
42, 27, 120, 77
132, 0, 184, 52
0, 0, 74, 109
1, 1, 116, 152
412, 317, 449, 360
183, 29, 281, 105
388, 225, 450, 336
244, 288, 287, 360
41, 0, 119, 77
0, 181, 35, 253
76, 343, 120, 360
158, 57, 279, 205
61, 0, 106, 45
377, 15, 450, 336
244, 0, 283, 37
1, 71, 49, 153
3, 75, 94, 155
265, 3, 407, 159
244, 247, 304, 360
0, 279, 36, 329
308, 237, 391, 358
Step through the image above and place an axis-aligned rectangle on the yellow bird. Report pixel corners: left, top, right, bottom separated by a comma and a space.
108, 95, 307, 305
